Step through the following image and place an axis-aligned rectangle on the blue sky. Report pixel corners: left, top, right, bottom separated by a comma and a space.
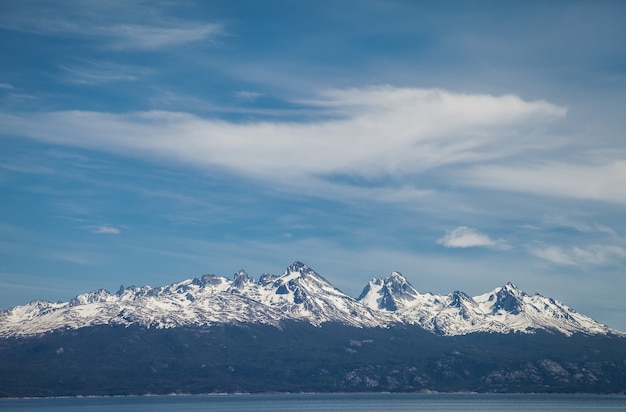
1, 1, 626, 330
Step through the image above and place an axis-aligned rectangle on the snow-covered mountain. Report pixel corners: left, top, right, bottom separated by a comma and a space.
0, 262, 389, 337
357, 272, 616, 336
0, 262, 619, 337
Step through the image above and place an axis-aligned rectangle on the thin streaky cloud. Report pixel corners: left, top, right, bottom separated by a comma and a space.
47, 251, 101, 266
530, 244, 626, 266
92, 225, 121, 235
0, 16, 222, 50
530, 245, 576, 265
542, 215, 619, 237
465, 160, 626, 206
60, 61, 149, 85
97, 23, 222, 50
235, 91, 263, 101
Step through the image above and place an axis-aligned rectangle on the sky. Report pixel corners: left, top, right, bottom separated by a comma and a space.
1, 1, 626, 331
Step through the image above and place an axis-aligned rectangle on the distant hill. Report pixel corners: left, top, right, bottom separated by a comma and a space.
1, 323, 625, 396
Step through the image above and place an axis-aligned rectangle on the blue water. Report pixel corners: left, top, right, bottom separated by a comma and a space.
1, 393, 626, 411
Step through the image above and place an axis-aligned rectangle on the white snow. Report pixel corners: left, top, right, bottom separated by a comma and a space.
0, 262, 621, 338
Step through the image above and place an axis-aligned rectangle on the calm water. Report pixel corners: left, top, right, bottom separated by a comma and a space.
1, 393, 626, 411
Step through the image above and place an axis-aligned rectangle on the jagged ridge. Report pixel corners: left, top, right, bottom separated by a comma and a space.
357, 274, 617, 336
0, 262, 620, 337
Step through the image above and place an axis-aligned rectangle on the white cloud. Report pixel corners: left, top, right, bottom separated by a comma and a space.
0, 83, 14, 90
95, 23, 222, 50
0, 14, 222, 50
0, 87, 566, 197
530, 244, 626, 266
530, 245, 577, 265
465, 160, 626, 206
542, 215, 618, 236
235, 91, 263, 101
436, 226, 508, 249
302, 87, 566, 122
92, 226, 121, 235
60, 61, 149, 85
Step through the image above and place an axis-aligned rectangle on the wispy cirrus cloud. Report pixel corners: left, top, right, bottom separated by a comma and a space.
464, 160, 626, 206
92, 23, 222, 50
235, 91, 263, 101
60, 60, 150, 85
530, 243, 626, 266
0, 7, 222, 50
92, 225, 121, 235
0, 86, 566, 198
436, 226, 508, 249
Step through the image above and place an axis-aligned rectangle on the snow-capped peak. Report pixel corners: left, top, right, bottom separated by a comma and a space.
358, 274, 620, 336
232, 270, 254, 288
287, 261, 311, 273
386, 272, 419, 298
486, 283, 525, 315
357, 271, 422, 312
0, 262, 621, 338
251, 262, 385, 327
69, 289, 113, 307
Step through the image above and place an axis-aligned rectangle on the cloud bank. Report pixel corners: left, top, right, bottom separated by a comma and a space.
1, 86, 566, 197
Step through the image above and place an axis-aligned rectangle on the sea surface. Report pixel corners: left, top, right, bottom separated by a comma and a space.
1, 393, 626, 411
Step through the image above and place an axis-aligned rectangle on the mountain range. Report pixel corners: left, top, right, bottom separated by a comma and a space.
2, 262, 626, 396
1, 261, 619, 337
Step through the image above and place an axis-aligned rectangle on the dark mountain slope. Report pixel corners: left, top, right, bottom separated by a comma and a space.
1, 322, 625, 397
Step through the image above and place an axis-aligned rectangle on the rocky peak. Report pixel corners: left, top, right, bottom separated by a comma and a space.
287, 261, 311, 274
492, 283, 525, 315
69, 289, 111, 307
357, 272, 420, 312
384, 271, 418, 300
232, 270, 254, 288
449, 291, 473, 308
